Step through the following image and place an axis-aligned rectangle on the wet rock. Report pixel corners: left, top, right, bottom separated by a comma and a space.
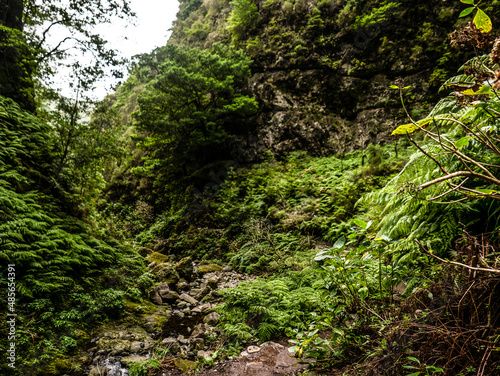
197, 264, 223, 274
88, 365, 108, 376
204, 312, 220, 325
180, 293, 198, 305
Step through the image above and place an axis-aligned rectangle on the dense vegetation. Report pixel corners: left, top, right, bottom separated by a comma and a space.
2, 0, 500, 375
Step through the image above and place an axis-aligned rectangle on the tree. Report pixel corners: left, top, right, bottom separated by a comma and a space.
0, 0, 135, 109
134, 43, 258, 190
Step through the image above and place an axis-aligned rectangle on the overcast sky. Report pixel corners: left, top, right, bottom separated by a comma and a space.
52, 0, 180, 99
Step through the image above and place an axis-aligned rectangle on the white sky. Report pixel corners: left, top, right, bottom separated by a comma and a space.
50, 0, 180, 100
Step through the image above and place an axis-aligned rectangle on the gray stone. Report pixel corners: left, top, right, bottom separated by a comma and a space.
149, 289, 162, 305
179, 293, 198, 305
204, 311, 220, 325
160, 291, 179, 303
190, 323, 210, 339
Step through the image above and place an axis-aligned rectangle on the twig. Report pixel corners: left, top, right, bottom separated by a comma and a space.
415, 239, 500, 274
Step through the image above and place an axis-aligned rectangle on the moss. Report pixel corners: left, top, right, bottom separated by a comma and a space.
174, 358, 199, 373
197, 264, 223, 274
146, 251, 169, 264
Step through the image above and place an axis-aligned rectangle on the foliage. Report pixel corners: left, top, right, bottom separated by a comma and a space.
0, 95, 145, 375
128, 358, 162, 376
133, 42, 257, 206
217, 272, 324, 342
228, 0, 259, 42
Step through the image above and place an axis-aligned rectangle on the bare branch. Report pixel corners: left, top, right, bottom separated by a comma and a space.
415, 239, 500, 274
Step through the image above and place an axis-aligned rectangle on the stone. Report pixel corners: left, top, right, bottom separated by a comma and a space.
88, 366, 108, 376
149, 289, 163, 305
175, 256, 194, 280
179, 293, 198, 305
247, 345, 261, 354
162, 338, 181, 355
159, 290, 179, 304
151, 263, 180, 285
197, 264, 223, 274
199, 303, 212, 314
197, 350, 213, 360
177, 281, 189, 291
148, 261, 156, 269
190, 323, 210, 339
177, 301, 187, 309
183, 308, 191, 315
190, 288, 202, 296
174, 358, 198, 374
207, 278, 218, 289
204, 311, 220, 325
156, 282, 170, 296
146, 252, 169, 264
222, 265, 232, 272
192, 337, 204, 350
191, 306, 202, 314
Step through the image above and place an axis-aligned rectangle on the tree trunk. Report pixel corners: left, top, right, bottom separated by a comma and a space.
0, 0, 35, 111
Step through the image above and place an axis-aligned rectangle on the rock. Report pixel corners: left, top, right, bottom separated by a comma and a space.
191, 306, 202, 314
156, 282, 170, 296
177, 281, 189, 291
146, 252, 169, 264
197, 264, 223, 274
179, 293, 199, 305
88, 365, 108, 376
148, 261, 156, 269
192, 337, 204, 350
190, 323, 210, 339
183, 307, 191, 315
149, 289, 163, 305
120, 355, 150, 366
190, 288, 202, 296
206, 278, 218, 289
175, 256, 194, 281
199, 303, 212, 314
174, 358, 198, 373
177, 301, 187, 309
162, 338, 181, 354
130, 341, 145, 353
197, 350, 213, 360
95, 325, 154, 356
204, 312, 220, 325
161, 290, 179, 303
222, 265, 232, 272
151, 262, 180, 285
247, 345, 261, 354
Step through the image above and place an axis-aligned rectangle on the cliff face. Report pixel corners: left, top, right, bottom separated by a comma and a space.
167, 0, 497, 160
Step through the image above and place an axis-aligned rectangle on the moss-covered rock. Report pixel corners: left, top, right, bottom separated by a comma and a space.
147, 251, 170, 264
151, 262, 180, 285
197, 264, 223, 274
120, 355, 150, 366
175, 256, 194, 280
174, 358, 199, 374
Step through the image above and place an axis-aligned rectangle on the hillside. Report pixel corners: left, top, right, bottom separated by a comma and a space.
2, 0, 500, 375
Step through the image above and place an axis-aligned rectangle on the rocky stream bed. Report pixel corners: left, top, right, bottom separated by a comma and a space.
72, 254, 310, 376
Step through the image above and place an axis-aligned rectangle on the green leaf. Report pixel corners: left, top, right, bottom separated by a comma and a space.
333, 236, 346, 249
472, 188, 500, 195
459, 7, 474, 17
405, 372, 422, 376
392, 118, 432, 135
474, 8, 492, 33
353, 218, 367, 229
406, 356, 421, 364
460, 0, 474, 4
455, 136, 472, 149
389, 85, 399, 90
358, 286, 369, 300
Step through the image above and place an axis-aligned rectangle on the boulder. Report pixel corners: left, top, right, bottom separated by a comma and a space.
120, 355, 150, 367
146, 252, 169, 264
151, 262, 180, 285
197, 264, 223, 274
179, 293, 198, 305
174, 358, 198, 374
175, 256, 194, 280
204, 312, 220, 325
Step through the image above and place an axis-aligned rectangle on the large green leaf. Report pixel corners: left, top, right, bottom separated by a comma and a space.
459, 7, 474, 17
460, 0, 474, 4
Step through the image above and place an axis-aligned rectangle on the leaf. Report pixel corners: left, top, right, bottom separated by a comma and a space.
392, 118, 432, 135
459, 7, 474, 17
358, 286, 369, 300
405, 372, 422, 376
389, 85, 399, 90
333, 236, 346, 249
455, 136, 472, 149
474, 8, 492, 33
472, 188, 500, 195
353, 218, 367, 229
406, 356, 421, 364
460, 0, 474, 3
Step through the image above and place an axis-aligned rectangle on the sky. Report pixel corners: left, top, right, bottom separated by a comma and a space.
51, 0, 180, 100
